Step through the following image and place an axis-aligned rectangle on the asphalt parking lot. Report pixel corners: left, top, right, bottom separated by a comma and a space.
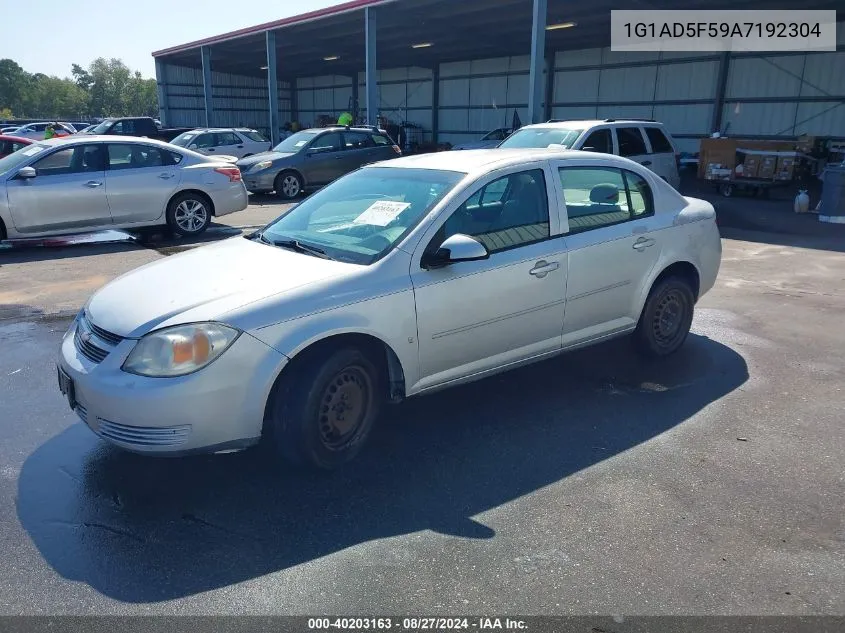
0, 194, 843, 615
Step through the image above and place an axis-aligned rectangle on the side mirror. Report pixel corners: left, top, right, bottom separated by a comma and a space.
188, 143, 198, 149
423, 234, 489, 269
17, 166, 36, 179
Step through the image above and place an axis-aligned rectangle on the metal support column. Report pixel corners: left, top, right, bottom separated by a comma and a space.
266, 31, 280, 146
431, 64, 440, 144
154, 59, 170, 126
711, 51, 731, 134
290, 83, 298, 127
201, 46, 213, 127
351, 76, 359, 123
527, 0, 547, 124
365, 6, 378, 126
543, 54, 555, 123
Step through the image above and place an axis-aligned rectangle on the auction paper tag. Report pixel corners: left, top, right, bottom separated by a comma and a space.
353, 200, 411, 226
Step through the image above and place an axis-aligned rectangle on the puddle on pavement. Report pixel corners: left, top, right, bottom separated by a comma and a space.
1, 230, 137, 249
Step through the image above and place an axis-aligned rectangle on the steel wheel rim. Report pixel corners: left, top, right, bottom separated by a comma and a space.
282, 175, 299, 197
174, 199, 208, 232
318, 365, 372, 451
652, 289, 687, 347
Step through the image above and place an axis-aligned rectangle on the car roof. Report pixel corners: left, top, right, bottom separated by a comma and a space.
370, 148, 635, 174
0, 135, 32, 143
37, 135, 175, 148
520, 119, 665, 130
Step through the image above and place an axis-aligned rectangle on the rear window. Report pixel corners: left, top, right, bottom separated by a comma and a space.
241, 130, 267, 142
372, 134, 390, 145
644, 127, 674, 153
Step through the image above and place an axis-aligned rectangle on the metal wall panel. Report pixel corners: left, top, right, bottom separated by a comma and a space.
655, 61, 718, 101
469, 76, 508, 107
598, 66, 658, 102
800, 51, 845, 97
353, 66, 434, 130
652, 104, 714, 135
550, 105, 598, 120
726, 56, 805, 99
439, 79, 470, 106
720, 102, 797, 136
596, 104, 655, 119
555, 48, 602, 68
553, 70, 599, 103
602, 49, 659, 65
794, 102, 845, 136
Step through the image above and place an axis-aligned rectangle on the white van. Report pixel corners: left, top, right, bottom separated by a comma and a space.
499, 119, 681, 190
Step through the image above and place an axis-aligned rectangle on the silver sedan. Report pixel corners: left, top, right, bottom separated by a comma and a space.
58, 149, 721, 468
0, 136, 247, 240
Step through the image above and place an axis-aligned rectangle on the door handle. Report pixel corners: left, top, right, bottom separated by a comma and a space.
208, 148, 216, 152
632, 237, 656, 251
236, 145, 244, 148
640, 160, 652, 166
334, 156, 343, 160
529, 260, 559, 278
158, 173, 174, 179
84, 181, 102, 188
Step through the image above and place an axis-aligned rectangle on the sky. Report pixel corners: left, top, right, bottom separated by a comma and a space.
0, 0, 340, 78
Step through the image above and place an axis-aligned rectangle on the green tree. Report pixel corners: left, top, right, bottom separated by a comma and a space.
0, 59, 29, 114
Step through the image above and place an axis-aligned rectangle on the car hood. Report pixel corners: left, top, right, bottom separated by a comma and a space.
237, 151, 296, 167
85, 237, 361, 338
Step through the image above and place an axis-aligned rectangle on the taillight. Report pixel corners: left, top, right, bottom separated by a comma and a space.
214, 166, 241, 182
392, 145, 402, 155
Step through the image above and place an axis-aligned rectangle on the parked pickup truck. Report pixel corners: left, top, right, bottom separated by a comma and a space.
83, 117, 193, 142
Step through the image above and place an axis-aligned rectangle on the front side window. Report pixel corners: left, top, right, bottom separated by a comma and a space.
581, 129, 613, 154
558, 166, 654, 233
260, 167, 463, 265
170, 131, 197, 147
33, 145, 104, 176
192, 133, 216, 149
616, 127, 647, 157
310, 132, 343, 152
435, 169, 550, 255
499, 127, 584, 149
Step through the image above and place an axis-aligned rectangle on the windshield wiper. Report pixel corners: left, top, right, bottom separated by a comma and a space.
266, 236, 332, 259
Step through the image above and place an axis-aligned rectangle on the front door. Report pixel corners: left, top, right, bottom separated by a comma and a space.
6, 144, 111, 234
552, 162, 663, 345
104, 143, 178, 223
614, 126, 654, 173
410, 166, 568, 392
302, 132, 345, 185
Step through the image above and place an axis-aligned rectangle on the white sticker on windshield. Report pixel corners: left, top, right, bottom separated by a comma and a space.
294, 140, 308, 147
22, 146, 44, 156
353, 200, 410, 226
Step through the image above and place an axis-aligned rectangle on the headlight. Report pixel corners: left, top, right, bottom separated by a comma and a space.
122, 323, 239, 377
250, 160, 273, 172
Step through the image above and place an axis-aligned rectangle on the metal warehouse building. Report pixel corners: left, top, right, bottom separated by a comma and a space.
152, 0, 845, 153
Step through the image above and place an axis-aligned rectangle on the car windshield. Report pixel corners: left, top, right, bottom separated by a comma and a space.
499, 127, 584, 149
90, 120, 115, 134
0, 143, 47, 175
170, 131, 199, 147
272, 130, 318, 153
259, 167, 464, 265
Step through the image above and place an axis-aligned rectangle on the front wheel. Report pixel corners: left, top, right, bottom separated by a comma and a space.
166, 193, 212, 236
274, 171, 302, 200
267, 347, 382, 469
634, 277, 695, 357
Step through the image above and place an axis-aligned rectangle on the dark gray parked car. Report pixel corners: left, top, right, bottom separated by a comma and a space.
237, 126, 401, 199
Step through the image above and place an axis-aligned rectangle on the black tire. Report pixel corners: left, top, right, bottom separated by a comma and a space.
0, 218, 6, 241
274, 170, 302, 200
719, 183, 733, 197
267, 347, 383, 469
634, 276, 695, 357
165, 192, 212, 237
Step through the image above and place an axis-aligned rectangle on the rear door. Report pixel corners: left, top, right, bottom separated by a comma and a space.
6, 144, 111, 233
211, 131, 245, 158
104, 143, 179, 223
642, 126, 680, 189
341, 130, 380, 170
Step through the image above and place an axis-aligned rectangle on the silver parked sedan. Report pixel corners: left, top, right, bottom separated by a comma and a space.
58, 149, 721, 468
0, 136, 248, 240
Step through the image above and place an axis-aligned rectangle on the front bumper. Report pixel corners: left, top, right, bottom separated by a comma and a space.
242, 170, 278, 193
58, 318, 288, 455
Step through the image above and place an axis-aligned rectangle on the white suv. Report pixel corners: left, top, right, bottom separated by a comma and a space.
499, 119, 681, 190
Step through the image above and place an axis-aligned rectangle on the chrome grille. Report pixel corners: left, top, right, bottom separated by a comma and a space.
75, 404, 88, 423
86, 318, 123, 346
97, 419, 191, 447
74, 326, 109, 363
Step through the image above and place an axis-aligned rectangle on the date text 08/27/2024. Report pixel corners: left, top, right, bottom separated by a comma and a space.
307, 617, 528, 630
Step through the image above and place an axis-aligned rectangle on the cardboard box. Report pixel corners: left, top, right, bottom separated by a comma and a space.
775, 154, 798, 181
796, 135, 817, 154
740, 154, 761, 178
758, 155, 778, 180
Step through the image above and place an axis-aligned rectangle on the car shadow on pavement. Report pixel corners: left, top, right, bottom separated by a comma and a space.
17, 333, 748, 603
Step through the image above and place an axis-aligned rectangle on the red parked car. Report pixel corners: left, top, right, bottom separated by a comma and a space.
0, 135, 34, 159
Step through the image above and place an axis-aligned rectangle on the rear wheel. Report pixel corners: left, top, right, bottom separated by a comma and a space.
274, 171, 302, 200
266, 347, 382, 469
634, 276, 695, 357
0, 218, 6, 241
166, 192, 212, 236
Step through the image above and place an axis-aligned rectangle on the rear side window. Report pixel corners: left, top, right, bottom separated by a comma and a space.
372, 134, 390, 145
644, 127, 673, 153
344, 131, 375, 149
581, 128, 613, 154
216, 132, 241, 146
616, 127, 647, 157
558, 166, 654, 233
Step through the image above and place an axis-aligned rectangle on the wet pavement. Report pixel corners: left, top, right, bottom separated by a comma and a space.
0, 229, 844, 615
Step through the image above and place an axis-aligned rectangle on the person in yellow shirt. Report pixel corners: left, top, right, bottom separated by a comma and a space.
337, 112, 353, 126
